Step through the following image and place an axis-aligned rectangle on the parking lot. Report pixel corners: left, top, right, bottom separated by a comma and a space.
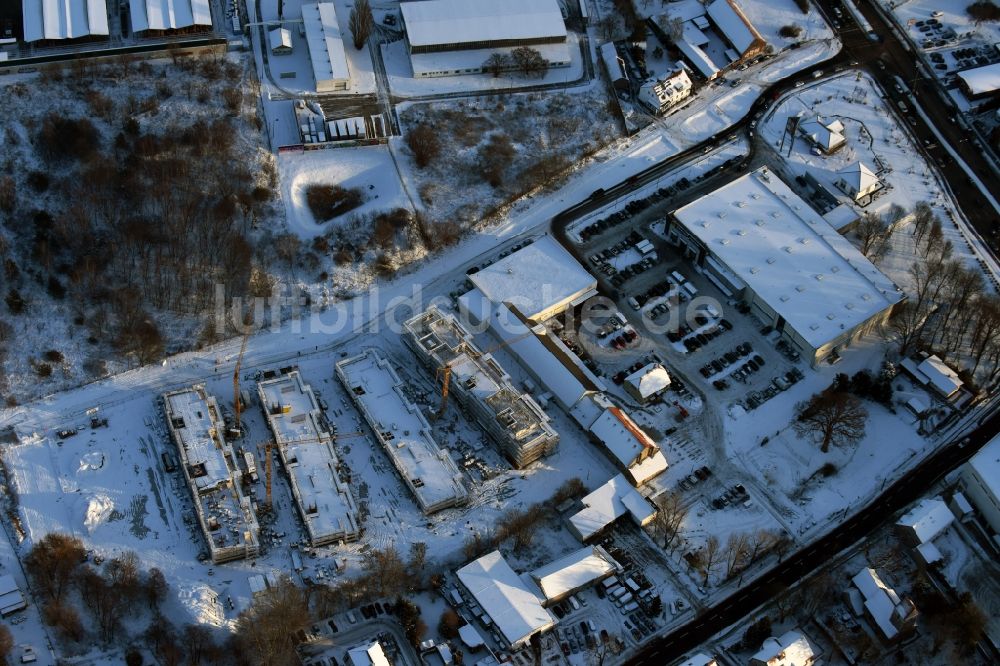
567, 193, 807, 417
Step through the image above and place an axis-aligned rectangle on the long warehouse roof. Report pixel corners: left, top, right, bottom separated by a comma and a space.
129, 0, 212, 33
400, 0, 567, 49
22, 0, 109, 41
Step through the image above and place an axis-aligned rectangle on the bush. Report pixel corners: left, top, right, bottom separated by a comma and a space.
819, 462, 838, 477
36, 114, 101, 163
305, 185, 364, 221
35, 362, 53, 378
779, 24, 802, 38
0, 176, 14, 213
968, 1, 1000, 22
5, 289, 25, 314
42, 349, 64, 364
406, 124, 441, 168
438, 609, 462, 639
27, 171, 50, 193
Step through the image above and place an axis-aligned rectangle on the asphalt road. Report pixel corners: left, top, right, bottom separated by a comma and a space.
626, 403, 999, 665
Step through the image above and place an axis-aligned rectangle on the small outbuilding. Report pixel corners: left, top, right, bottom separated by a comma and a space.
269, 27, 292, 54
835, 161, 882, 202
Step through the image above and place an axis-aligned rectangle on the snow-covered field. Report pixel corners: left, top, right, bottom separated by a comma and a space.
758, 72, 982, 293
279, 147, 413, 239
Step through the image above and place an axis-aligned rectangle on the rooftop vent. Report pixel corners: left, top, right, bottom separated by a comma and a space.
784, 246, 793, 253
771, 211, 781, 219
779, 295, 789, 302
750, 192, 761, 200
862, 293, 872, 301
766, 257, 776, 264
810, 324, 820, 331
755, 219, 765, 227
815, 274, 824, 281
826, 314, 836, 320
799, 238, 810, 245
796, 285, 806, 292
738, 229, 747, 236
720, 239, 731, 245
718, 212, 728, 219
736, 201, 747, 208
831, 266, 840, 273
750, 267, 759, 274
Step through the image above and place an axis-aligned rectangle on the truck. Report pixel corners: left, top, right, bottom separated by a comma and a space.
243, 451, 259, 483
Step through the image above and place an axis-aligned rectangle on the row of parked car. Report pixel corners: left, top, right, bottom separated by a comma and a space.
673, 318, 734, 350
712, 483, 749, 510
679, 465, 713, 491
698, 343, 759, 378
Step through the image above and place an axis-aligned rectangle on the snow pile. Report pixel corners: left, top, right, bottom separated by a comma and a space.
77, 451, 105, 473
177, 583, 227, 627
81, 494, 114, 534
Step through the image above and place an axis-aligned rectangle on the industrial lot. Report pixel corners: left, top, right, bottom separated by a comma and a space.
1, 0, 1000, 665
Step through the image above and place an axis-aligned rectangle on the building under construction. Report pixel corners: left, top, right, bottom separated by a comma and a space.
257, 370, 361, 546
162, 385, 261, 564
403, 307, 559, 468
336, 349, 469, 515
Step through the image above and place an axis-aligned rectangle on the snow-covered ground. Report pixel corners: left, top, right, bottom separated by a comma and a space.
758, 72, 982, 294
278, 147, 413, 239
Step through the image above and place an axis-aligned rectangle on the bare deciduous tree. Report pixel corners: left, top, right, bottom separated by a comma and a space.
650, 490, 688, 548
483, 52, 511, 77
794, 389, 868, 453
405, 123, 441, 168
700, 535, 722, 586
234, 576, 310, 666
24, 533, 86, 602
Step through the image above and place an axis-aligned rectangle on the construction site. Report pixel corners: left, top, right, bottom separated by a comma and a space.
162, 385, 261, 564
402, 306, 560, 468
257, 369, 361, 547
336, 349, 469, 516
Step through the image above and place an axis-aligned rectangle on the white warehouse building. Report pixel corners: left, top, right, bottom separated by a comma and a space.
128, 0, 213, 37
22, 0, 109, 43
399, 0, 571, 78
303, 2, 351, 92
666, 167, 904, 366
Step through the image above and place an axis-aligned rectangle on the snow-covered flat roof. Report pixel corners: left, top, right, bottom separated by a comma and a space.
530, 546, 619, 601
400, 0, 566, 50
336, 350, 468, 515
750, 630, 816, 666
957, 61, 1000, 96
706, 0, 760, 54
258, 372, 359, 545
303, 3, 350, 86
457, 551, 556, 647
896, 497, 953, 544
163, 386, 260, 557
966, 433, 1000, 507
129, 0, 211, 33
22, 0, 109, 41
469, 236, 597, 321
672, 168, 902, 349
568, 474, 656, 540
163, 388, 231, 491
675, 654, 717, 666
